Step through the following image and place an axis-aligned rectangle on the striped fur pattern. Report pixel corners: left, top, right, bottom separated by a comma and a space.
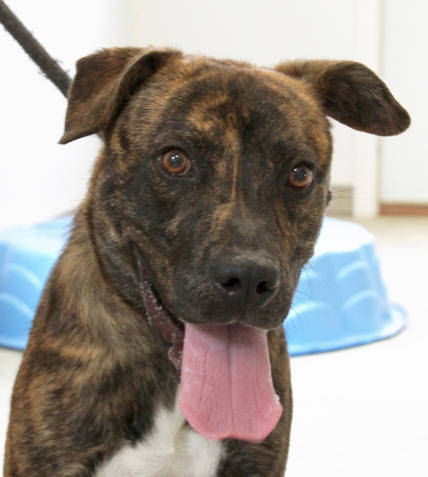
4, 47, 409, 476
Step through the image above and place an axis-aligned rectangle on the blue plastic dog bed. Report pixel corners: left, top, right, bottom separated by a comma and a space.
0, 216, 406, 354
285, 218, 406, 355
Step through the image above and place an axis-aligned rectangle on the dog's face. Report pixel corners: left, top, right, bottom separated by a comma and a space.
60, 48, 409, 335
106, 58, 333, 331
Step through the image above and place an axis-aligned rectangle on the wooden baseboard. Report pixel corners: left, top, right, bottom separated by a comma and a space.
380, 203, 428, 216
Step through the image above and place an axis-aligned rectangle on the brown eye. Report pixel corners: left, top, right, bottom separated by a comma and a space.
288, 163, 314, 189
161, 150, 192, 176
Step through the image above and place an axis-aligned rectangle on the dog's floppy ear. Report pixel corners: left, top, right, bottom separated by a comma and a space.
275, 60, 410, 136
59, 47, 181, 144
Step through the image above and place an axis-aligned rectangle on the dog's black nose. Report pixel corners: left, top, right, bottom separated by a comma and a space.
212, 258, 279, 308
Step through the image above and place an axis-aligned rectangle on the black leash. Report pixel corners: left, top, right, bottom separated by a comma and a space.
0, 0, 71, 97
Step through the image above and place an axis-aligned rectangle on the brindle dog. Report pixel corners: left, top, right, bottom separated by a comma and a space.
4, 48, 409, 476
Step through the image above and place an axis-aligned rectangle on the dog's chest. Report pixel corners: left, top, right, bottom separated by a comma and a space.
95, 401, 224, 477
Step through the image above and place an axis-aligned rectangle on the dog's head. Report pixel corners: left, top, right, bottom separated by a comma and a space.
60, 48, 409, 334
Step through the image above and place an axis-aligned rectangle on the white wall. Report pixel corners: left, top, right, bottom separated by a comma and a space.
381, 0, 428, 204
0, 0, 129, 228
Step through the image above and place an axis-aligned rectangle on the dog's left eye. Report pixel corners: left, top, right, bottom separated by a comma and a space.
161, 150, 192, 176
287, 163, 314, 189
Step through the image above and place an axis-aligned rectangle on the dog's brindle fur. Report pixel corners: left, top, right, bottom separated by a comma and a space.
4, 47, 409, 476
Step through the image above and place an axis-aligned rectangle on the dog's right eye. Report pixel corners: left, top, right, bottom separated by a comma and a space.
160, 150, 192, 176
287, 163, 314, 189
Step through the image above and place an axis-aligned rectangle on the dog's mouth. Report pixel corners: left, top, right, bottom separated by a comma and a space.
139, 271, 185, 369
133, 245, 283, 443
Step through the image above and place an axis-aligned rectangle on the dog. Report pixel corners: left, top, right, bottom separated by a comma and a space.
4, 47, 409, 476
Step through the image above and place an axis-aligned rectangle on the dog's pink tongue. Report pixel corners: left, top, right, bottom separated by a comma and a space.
178, 323, 282, 443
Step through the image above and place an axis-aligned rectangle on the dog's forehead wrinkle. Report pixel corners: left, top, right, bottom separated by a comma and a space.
157, 65, 290, 123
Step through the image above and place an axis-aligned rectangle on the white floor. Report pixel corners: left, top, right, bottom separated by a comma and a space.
1, 216, 427, 476
288, 217, 428, 477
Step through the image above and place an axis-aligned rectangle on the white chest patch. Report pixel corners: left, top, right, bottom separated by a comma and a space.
95, 399, 224, 477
